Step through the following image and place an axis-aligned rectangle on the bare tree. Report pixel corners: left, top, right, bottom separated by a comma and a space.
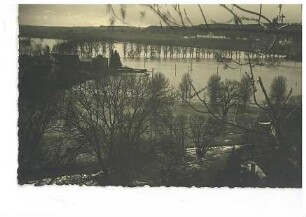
102, 3, 301, 187
238, 75, 253, 110
207, 74, 221, 110
218, 79, 240, 118
206, 74, 240, 118
63, 77, 128, 177
149, 72, 176, 140
62, 73, 175, 184
189, 115, 219, 159
178, 73, 192, 102
18, 88, 65, 183
169, 115, 188, 162
269, 76, 288, 107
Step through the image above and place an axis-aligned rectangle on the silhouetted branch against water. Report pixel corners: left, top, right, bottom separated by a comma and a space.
244, 56, 269, 112
284, 105, 299, 119
243, 54, 299, 151
258, 76, 278, 121
277, 87, 293, 119
178, 92, 208, 114
183, 51, 297, 138
187, 79, 266, 134
263, 34, 278, 55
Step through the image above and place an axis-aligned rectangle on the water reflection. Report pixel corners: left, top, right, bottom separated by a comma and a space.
19, 37, 302, 100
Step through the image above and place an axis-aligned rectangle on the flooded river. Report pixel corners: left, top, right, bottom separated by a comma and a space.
22, 38, 302, 100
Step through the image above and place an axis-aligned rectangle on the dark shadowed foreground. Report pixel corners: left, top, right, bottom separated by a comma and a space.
18, 46, 301, 187
18, 4, 302, 186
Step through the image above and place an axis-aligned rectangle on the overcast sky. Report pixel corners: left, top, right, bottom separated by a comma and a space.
19, 4, 302, 27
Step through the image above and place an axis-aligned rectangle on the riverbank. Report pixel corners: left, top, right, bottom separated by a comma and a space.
19, 24, 302, 58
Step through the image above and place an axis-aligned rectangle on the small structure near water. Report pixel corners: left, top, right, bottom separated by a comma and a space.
116, 66, 148, 74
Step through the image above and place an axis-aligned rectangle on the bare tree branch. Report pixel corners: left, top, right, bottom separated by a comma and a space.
184, 8, 193, 26
232, 4, 276, 30
188, 79, 267, 134
173, 4, 185, 27
198, 4, 209, 29
220, 4, 242, 25
107, 5, 135, 27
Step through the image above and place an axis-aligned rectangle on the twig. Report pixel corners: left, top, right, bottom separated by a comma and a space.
232, 4, 277, 31
220, 4, 242, 25
108, 5, 135, 27
173, 4, 185, 27
188, 80, 267, 134
184, 8, 193, 26
197, 5, 209, 29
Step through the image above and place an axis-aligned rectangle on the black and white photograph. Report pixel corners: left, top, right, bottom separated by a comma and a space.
0, 2, 305, 217
17, 4, 302, 187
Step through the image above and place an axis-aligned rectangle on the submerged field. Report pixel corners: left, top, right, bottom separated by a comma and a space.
18, 30, 302, 187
